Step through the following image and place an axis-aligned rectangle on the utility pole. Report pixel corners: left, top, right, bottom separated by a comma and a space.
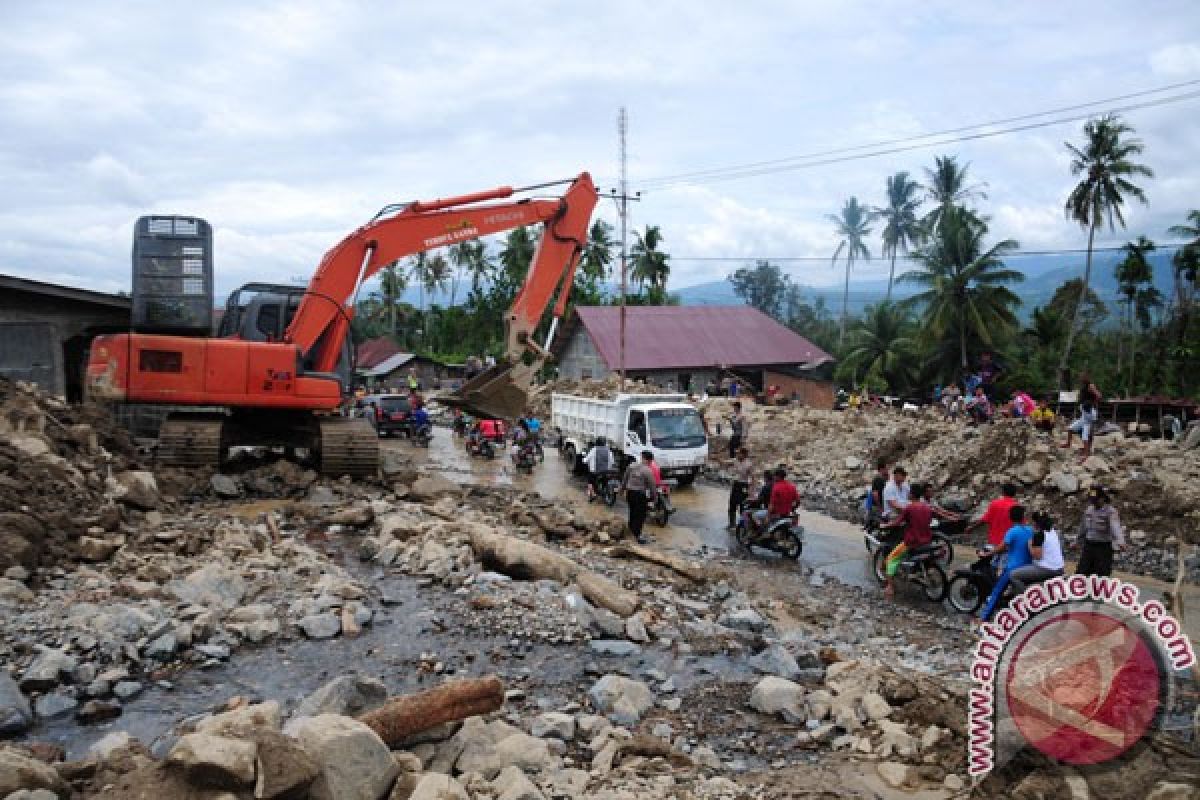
618, 107, 628, 389
605, 109, 639, 388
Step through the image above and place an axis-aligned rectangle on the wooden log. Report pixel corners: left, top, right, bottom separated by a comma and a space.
609, 542, 706, 583
357, 676, 505, 747
467, 529, 639, 616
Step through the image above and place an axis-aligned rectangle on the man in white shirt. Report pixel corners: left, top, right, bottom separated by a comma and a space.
1009, 510, 1065, 592
583, 439, 614, 501
881, 466, 910, 522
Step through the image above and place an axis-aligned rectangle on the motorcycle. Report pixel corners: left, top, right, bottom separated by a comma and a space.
946, 546, 1002, 614
865, 525, 947, 602
735, 502, 804, 560
451, 416, 468, 437
410, 422, 432, 448
652, 483, 675, 527
513, 441, 538, 474
465, 434, 495, 459
596, 470, 620, 506
863, 510, 954, 568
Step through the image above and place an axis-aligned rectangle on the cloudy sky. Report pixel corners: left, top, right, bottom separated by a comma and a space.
2, 1, 1198, 299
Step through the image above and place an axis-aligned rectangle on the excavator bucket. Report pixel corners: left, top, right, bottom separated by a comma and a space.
441, 360, 535, 421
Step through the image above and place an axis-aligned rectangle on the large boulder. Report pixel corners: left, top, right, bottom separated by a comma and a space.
0, 670, 33, 734
749, 676, 805, 720
293, 674, 388, 719
285, 714, 398, 800
456, 731, 560, 780
252, 730, 320, 800
196, 701, 282, 737
114, 470, 160, 509
0, 748, 69, 797
587, 675, 654, 726
166, 733, 258, 789
408, 773, 469, 800
169, 564, 246, 611
19, 648, 76, 692
492, 765, 546, 800
408, 475, 459, 502
0, 578, 34, 608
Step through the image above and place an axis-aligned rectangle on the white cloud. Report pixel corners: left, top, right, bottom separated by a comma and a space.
1150, 43, 1200, 76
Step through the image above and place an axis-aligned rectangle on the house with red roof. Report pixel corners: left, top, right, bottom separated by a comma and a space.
554, 306, 835, 406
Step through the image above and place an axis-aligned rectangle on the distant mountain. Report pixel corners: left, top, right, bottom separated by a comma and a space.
674, 251, 1177, 322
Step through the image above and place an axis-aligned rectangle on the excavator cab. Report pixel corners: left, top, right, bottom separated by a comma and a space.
218, 283, 354, 394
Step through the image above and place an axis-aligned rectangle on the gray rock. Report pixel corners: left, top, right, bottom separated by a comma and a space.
77, 535, 119, 562
197, 701, 282, 736
844, 456, 863, 470
114, 470, 160, 510
877, 761, 912, 789
1047, 471, 1080, 494
749, 676, 805, 720
1146, 782, 1200, 800
0, 577, 34, 607
0, 670, 32, 734
718, 608, 768, 633
293, 674, 388, 719
589, 607, 627, 638
4, 565, 30, 582
0, 748, 68, 797
34, 691, 78, 718
210, 474, 242, 498
861, 691, 892, 720
87, 731, 134, 759
167, 732, 257, 788
145, 632, 177, 659
457, 731, 560, 779
298, 614, 341, 640
492, 765, 545, 800
409, 773, 469, 800
624, 613, 650, 643
588, 639, 641, 657
588, 675, 654, 726
6, 788, 61, 800
113, 680, 144, 700
408, 474, 459, 502
169, 564, 246, 611
19, 648, 76, 692
749, 644, 800, 679
530, 712, 575, 741
195, 644, 230, 660
284, 714, 398, 800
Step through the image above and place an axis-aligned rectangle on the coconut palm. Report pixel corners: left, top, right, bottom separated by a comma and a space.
899, 206, 1022, 374
828, 197, 873, 347
1058, 114, 1153, 384
449, 240, 487, 307
378, 263, 407, 336
873, 172, 923, 301
579, 219, 615, 294
921, 156, 987, 235
631, 225, 670, 300
842, 301, 915, 392
1115, 236, 1155, 390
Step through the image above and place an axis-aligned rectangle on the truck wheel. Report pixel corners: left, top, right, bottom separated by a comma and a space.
675, 471, 696, 488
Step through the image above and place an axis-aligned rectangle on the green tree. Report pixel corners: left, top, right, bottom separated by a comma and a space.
841, 301, 915, 392
449, 240, 488, 307
1115, 236, 1156, 391
1167, 210, 1200, 394
828, 196, 873, 347
1058, 114, 1153, 384
576, 219, 615, 305
921, 156, 987, 235
497, 227, 536, 300
378, 262, 407, 336
631, 225, 671, 302
873, 171, 923, 301
729, 260, 791, 319
1047, 278, 1108, 337
899, 206, 1022, 375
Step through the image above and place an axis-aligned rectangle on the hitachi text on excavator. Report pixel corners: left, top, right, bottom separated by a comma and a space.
86, 173, 599, 476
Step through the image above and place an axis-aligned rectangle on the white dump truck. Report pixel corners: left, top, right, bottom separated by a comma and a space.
551, 393, 708, 486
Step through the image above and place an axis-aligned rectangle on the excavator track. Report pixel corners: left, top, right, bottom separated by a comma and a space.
157, 414, 225, 469
318, 417, 379, 477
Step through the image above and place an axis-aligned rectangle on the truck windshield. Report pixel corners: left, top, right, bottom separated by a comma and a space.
648, 409, 706, 448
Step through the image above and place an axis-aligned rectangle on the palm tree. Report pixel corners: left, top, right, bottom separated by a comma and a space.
1058, 114, 1153, 385
378, 263, 407, 336
842, 301, 915, 392
631, 225, 670, 300
873, 172, 923, 301
828, 197, 873, 347
921, 156, 987, 235
1115, 236, 1155, 391
899, 206, 1022, 374
1167, 210, 1200, 351
449, 240, 486, 307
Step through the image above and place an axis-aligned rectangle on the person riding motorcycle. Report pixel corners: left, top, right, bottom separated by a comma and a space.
409, 404, 430, 435
746, 468, 797, 539
583, 438, 615, 501
881, 482, 960, 600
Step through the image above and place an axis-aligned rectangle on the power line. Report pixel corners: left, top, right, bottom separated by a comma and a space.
670, 242, 1189, 262
631, 83, 1200, 191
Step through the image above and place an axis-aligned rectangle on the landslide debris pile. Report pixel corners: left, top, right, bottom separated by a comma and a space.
712, 400, 1200, 582
529, 377, 674, 420
0, 378, 147, 575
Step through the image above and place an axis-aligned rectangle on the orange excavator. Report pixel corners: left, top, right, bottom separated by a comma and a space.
86, 172, 598, 475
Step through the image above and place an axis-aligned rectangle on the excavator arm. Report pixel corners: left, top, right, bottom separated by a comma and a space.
285, 172, 597, 417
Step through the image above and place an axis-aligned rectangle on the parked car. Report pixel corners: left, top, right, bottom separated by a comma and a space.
361, 394, 412, 437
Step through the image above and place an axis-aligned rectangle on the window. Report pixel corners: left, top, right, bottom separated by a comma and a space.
139, 349, 183, 373
628, 410, 646, 445
648, 408, 706, 448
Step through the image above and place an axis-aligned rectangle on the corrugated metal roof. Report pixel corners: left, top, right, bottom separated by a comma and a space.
356, 336, 401, 369
574, 306, 833, 371
361, 352, 415, 377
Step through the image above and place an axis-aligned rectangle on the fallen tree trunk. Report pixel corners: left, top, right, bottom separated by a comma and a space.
358, 676, 505, 747
609, 543, 706, 582
467, 529, 639, 617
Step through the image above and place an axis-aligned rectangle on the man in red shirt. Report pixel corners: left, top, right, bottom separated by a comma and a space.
883, 483, 960, 599
767, 467, 800, 520
967, 483, 1018, 547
